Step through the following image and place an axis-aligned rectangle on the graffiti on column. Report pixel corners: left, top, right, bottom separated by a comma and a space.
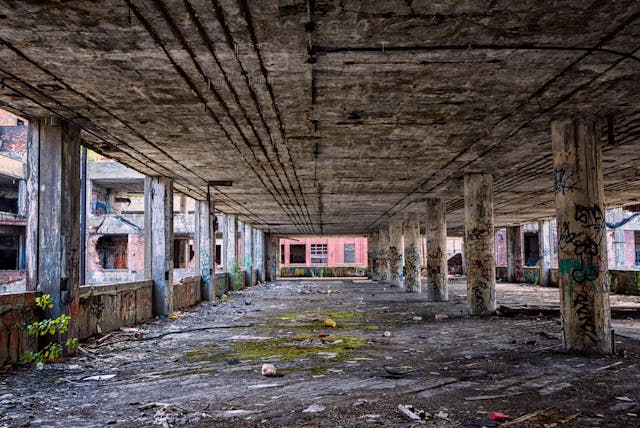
199, 249, 211, 284
427, 246, 444, 296
557, 203, 605, 344
404, 244, 420, 292
553, 166, 578, 194
466, 225, 493, 313
388, 246, 399, 284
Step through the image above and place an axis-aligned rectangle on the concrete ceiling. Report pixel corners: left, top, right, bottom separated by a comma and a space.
0, 0, 639, 235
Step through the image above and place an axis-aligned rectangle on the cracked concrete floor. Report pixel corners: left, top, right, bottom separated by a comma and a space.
1, 279, 640, 428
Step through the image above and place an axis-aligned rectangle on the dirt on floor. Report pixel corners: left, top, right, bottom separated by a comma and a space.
1, 278, 639, 428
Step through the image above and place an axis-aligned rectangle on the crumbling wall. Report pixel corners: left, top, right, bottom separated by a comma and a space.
77, 281, 153, 339
0, 292, 37, 368
173, 276, 201, 310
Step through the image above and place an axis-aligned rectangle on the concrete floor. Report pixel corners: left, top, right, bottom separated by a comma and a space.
1, 279, 639, 427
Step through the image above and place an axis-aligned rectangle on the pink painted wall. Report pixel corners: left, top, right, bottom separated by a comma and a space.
280, 237, 368, 267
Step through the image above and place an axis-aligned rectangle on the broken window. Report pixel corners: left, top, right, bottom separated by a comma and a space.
280, 244, 285, 264
344, 243, 355, 264
0, 236, 18, 269
524, 232, 539, 266
289, 244, 306, 264
173, 238, 193, 268
96, 235, 128, 269
310, 244, 327, 264
215, 244, 221, 266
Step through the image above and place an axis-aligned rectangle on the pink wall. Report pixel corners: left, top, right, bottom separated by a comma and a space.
280, 237, 368, 267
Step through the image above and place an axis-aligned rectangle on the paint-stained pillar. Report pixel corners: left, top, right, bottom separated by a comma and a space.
539, 220, 552, 287
225, 215, 238, 274
403, 213, 421, 292
253, 229, 264, 282
265, 233, 278, 281
27, 118, 81, 336
378, 228, 390, 282
144, 176, 174, 316
464, 173, 497, 316
552, 116, 611, 354
368, 232, 380, 280
426, 198, 448, 301
506, 226, 524, 283
389, 220, 404, 287
195, 198, 215, 300
243, 223, 253, 286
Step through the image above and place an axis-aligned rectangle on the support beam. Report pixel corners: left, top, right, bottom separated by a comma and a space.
144, 176, 174, 316
27, 119, 81, 334
196, 198, 215, 300
552, 116, 612, 354
265, 233, 278, 281
464, 173, 497, 316
506, 226, 524, 283
425, 198, 448, 301
403, 213, 421, 292
225, 215, 238, 274
539, 220, 552, 287
378, 228, 390, 282
368, 231, 379, 280
389, 220, 404, 288
252, 229, 262, 283
243, 223, 252, 286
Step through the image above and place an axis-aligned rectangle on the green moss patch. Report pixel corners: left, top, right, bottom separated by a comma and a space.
184, 333, 365, 363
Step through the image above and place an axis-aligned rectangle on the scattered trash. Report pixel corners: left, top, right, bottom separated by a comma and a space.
325, 368, 344, 375
435, 313, 449, 320
412, 316, 423, 321
352, 399, 368, 407
168, 315, 178, 320
384, 366, 417, 377
383, 331, 391, 337
261, 364, 277, 377
616, 396, 634, 402
435, 410, 449, 420
244, 298, 252, 305
398, 404, 428, 421
134, 331, 144, 339
318, 333, 329, 338
489, 411, 508, 421
324, 318, 337, 328
35, 362, 44, 371
317, 352, 338, 359
302, 404, 326, 413
83, 374, 116, 381
363, 414, 381, 421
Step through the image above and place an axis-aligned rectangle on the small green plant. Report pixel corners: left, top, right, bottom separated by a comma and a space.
230, 262, 244, 291
22, 294, 78, 364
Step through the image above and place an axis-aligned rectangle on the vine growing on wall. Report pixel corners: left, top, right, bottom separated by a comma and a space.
22, 294, 78, 364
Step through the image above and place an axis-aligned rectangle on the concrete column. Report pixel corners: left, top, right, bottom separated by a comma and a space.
179, 195, 190, 268
225, 215, 238, 273
243, 223, 252, 286
17, 179, 26, 217
265, 233, 278, 281
144, 176, 174, 316
378, 228, 390, 282
464, 173, 497, 316
195, 198, 215, 300
552, 116, 612, 354
368, 232, 379, 280
26, 119, 81, 336
539, 220, 552, 286
506, 226, 524, 283
253, 229, 264, 282
403, 213, 421, 292
425, 198, 448, 301
389, 220, 404, 287
25, 122, 39, 292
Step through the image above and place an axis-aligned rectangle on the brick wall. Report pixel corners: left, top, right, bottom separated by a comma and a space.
0, 292, 38, 368
0, 125, 27, 160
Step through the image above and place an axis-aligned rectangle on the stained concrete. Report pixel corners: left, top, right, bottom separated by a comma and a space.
2, 279, 639, 427
0, 2, 639, 234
